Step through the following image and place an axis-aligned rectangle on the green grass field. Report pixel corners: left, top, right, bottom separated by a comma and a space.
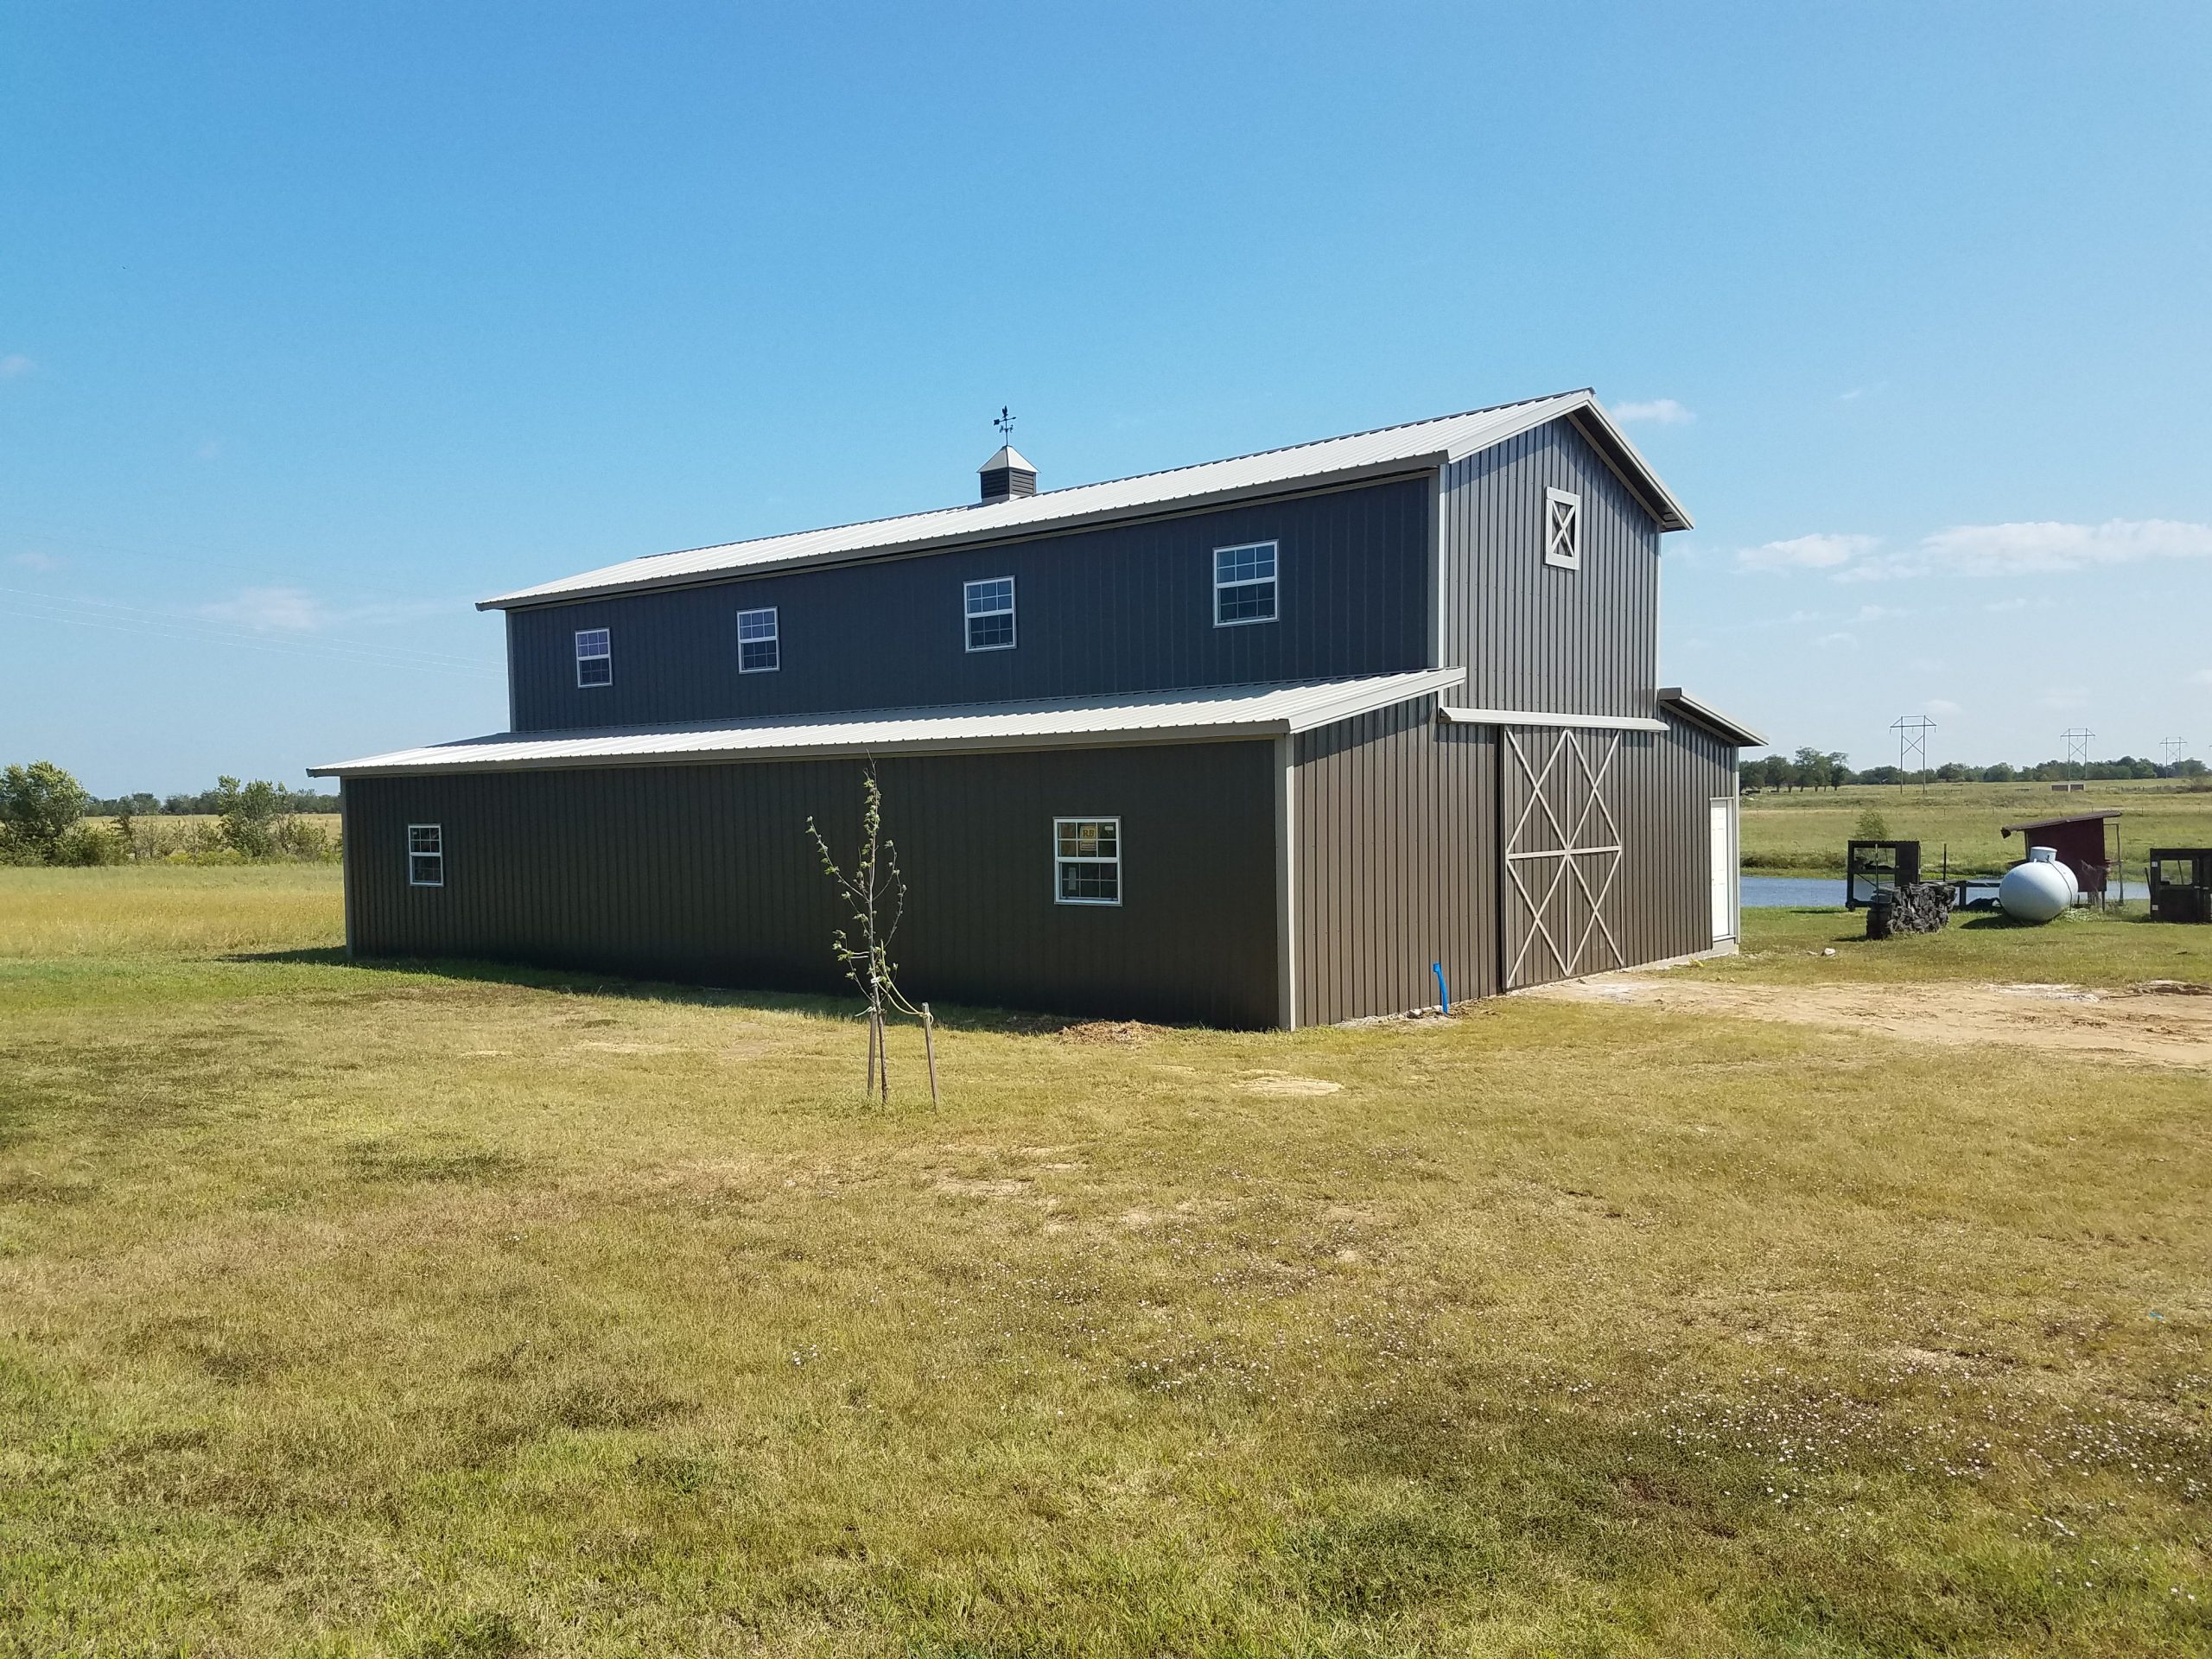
1740, 776, 2212, 877
2, 868, 2207, 1656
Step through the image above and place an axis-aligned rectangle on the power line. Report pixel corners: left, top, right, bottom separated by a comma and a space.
2062, 727, 2094, 780
1891, 714, 1936, 792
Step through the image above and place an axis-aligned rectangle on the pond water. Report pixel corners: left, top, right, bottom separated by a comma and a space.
1738, 874, 2152, 909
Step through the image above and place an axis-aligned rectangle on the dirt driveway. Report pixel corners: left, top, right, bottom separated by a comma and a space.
1524, 973, 2212, 1071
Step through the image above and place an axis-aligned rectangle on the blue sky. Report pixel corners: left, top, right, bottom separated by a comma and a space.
4, 2, 2208, 792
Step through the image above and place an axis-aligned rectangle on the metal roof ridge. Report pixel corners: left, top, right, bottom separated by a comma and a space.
475, 391, 1602, 610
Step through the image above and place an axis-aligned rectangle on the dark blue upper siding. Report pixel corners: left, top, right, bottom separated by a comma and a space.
506, 476, 1431, 730
1438, 416, 1662, 719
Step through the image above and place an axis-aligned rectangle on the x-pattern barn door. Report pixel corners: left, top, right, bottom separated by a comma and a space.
1501, 727, 1625, 988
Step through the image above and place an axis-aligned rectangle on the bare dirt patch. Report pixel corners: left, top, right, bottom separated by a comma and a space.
1239, 1071, 1345, 1097
1058, 1020, 1163, 1045
1527, 974, 2212, 1071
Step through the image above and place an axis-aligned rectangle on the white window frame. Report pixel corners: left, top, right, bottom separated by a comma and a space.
408, 823, 444, 888
1052, 817, 1122, 906
1544, 487, 1582, 571
1212, 540, 1278, 627
963, 576, 1017, 652
575, 628, 613, 687
736, 607, 779, 674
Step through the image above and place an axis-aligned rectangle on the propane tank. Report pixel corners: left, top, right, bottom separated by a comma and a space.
1999, 848, 2072, 923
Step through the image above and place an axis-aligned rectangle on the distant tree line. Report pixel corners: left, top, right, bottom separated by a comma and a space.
1, 761, 340, 866
86, 784, 337, 816
1740, 750, 2209, 793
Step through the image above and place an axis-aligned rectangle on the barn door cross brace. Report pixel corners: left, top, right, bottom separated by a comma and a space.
1503, 728, 1627, 986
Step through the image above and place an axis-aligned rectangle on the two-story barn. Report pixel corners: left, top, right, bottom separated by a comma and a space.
314, 390, 1762, 1027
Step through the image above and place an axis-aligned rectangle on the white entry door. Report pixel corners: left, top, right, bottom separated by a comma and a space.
1710, 798, 1738, 943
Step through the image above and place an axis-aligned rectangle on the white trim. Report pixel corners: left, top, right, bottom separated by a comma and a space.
1543, 487, 1582, 571
1052, 817, 1122, 906
1425, 471, 1445, 671
406, 823, 444, 888
574, 628, 612, 688
1212, 540, 1279, 628
1710, 796, 1739, 944
1437, 706, 1666, 733
1275, 734, 1296, 1029
963, 576, 1017, 652
736, 606, 779, 674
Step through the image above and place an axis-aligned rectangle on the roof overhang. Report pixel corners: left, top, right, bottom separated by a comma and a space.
2001, 810, 2123, 835
310, 670, 1465, 779
1657, 688, 1766, 747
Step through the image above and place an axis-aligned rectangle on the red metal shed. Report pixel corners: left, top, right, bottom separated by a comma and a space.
2000, 810, 2120, 895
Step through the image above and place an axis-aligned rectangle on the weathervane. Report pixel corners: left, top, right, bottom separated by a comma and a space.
994, 406, 1016, 442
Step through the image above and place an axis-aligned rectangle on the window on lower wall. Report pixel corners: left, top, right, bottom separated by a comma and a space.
575, 628, 613, 686
1214, 541, 1277, 626
737, 607, 779, 673
964, 577, 1015, 651
408, 823, 443, 887
1053, 817, 1121, 905
1544, 488, 1582, 569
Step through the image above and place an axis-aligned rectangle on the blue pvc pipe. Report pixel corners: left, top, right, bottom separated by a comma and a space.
1432, 962, 1450, 1014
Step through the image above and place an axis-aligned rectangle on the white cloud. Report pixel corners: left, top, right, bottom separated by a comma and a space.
1853, 603, 1904, 621
0, 354, 31, 379
1738, 533, 1876, 571
194, 438, 224, 461
2192, 669, 2212, 687
199, 586, 328, 632
9, 550, 63, 571
1816, 631, 1857, 648
2039, 687, 2089, 711
1926, 698, 1963, 717
1738, 518, 2212, 582
1911, 518, 2212, 575
1612, 397, 1694, 426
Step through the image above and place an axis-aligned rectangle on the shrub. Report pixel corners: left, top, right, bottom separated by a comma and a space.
1, 760, 91, 863
213, 776, 283, 859
54, 822, 127, 866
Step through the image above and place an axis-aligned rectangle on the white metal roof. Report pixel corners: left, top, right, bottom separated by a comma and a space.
309, 669, 1465, 778
480, 390, 1689, 611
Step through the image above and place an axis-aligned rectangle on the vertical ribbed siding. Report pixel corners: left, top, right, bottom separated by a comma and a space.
1439, 417, 1662, 718
340, 741, 1281, 1029
1290, 696, 1497, 1025
505, 476, 1431, 731
1613, 715, 1738, 969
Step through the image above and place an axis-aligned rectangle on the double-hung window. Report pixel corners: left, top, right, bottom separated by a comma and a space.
964, 577, 1015, 652
1053, 817, 1121, 906
575, 628, 613, 687
1213, 541, 1277, 626
1543, 488, 1582, 570
408, 823, 444, 887
737, 607, 779, 673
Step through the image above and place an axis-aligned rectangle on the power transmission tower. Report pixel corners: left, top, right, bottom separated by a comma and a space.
2159, 736, 2187, 772
1891, 714, 1936, 793
2062, 727, 2094, 782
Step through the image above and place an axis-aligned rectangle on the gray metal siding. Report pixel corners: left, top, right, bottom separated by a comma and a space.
1439, 416, 1662, 718
340, 741, 1281, 1029
1291, 696, 1498, 1025
507, 478, 1431, 731
1614, 715, 1738, 969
